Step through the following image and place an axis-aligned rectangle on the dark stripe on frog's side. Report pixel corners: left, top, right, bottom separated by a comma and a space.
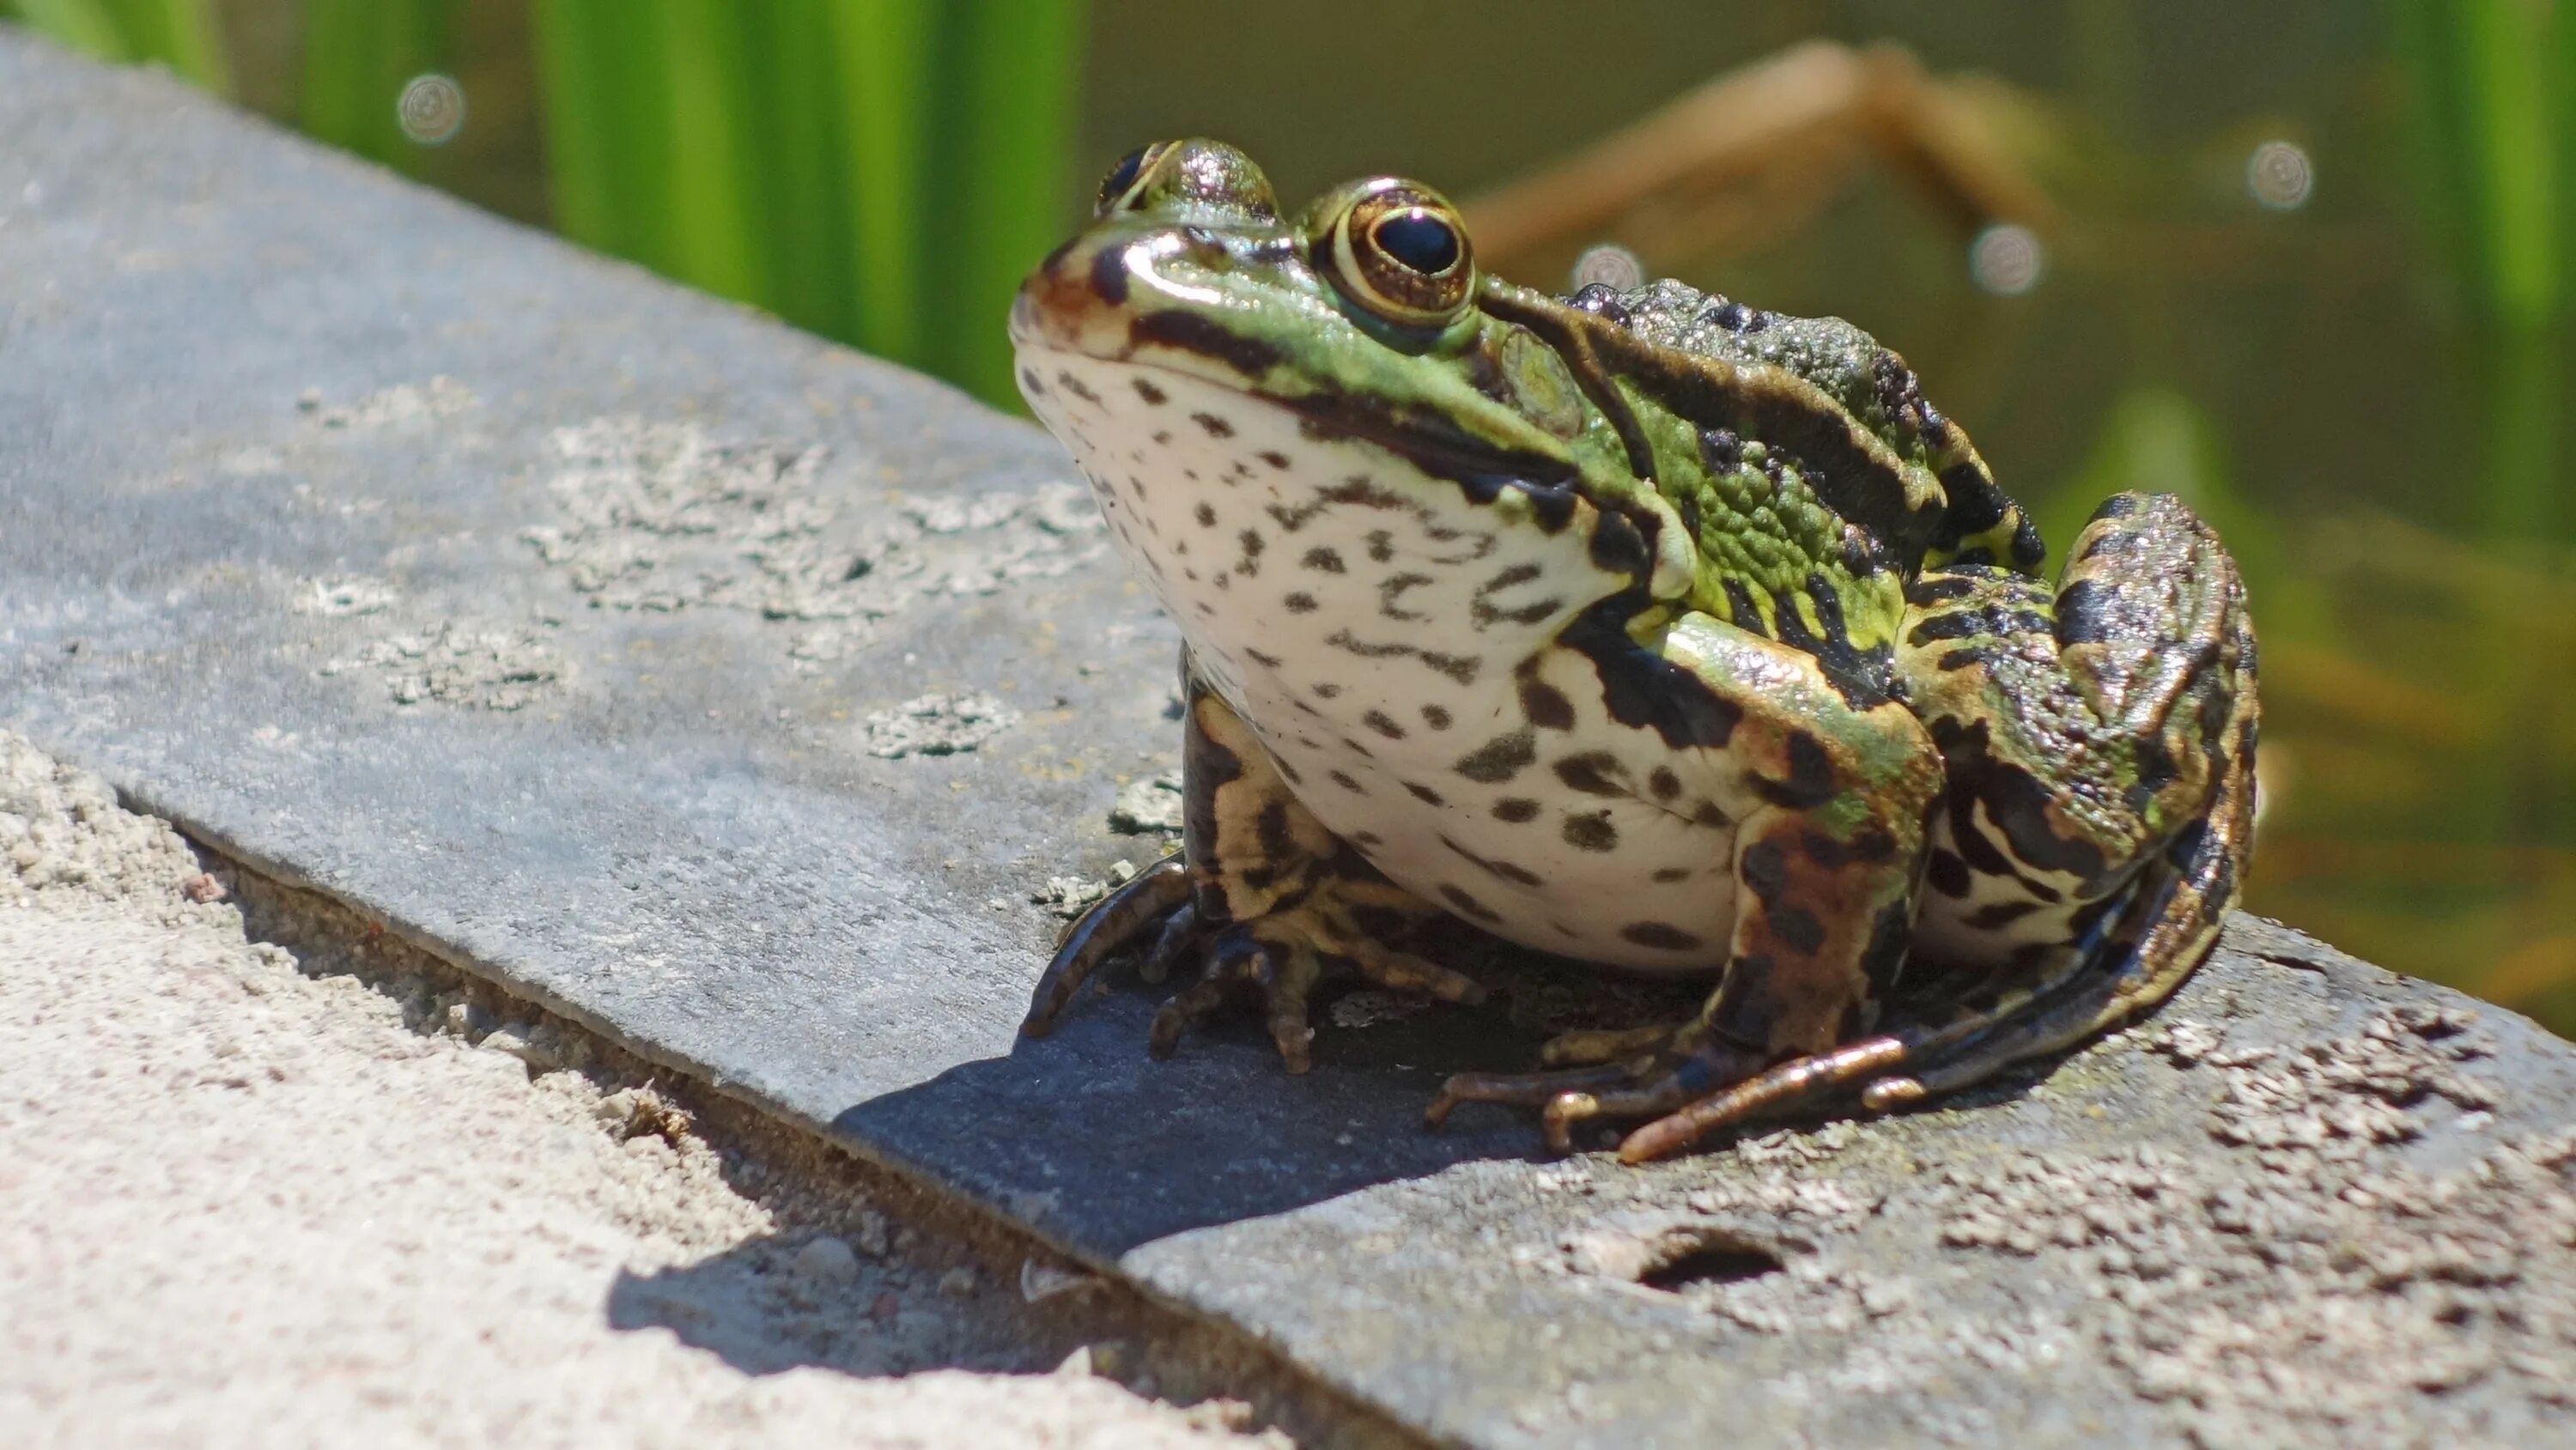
1477, 280, 1946, 565
1768, 573, 1897, 710
1556, 591, 1746, 751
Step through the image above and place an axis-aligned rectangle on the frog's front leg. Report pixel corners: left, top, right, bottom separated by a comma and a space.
1430, 611, 1947, 1159
1021, 657, 1484, 1071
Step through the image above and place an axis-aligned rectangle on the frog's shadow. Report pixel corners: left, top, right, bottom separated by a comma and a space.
827, 943, 2038, 1256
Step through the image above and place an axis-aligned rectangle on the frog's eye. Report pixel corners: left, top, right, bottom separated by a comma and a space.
1094, 139, 1279, 221
1095, 143, 1170, 216
1321, 182, 1476, 327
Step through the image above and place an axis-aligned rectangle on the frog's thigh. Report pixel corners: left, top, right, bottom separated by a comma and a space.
1660, 612, 1944, 1059
1901, 493, 2250, 968
1177, 662, 1346, 925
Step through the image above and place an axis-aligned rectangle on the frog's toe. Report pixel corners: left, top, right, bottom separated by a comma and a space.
1146, 925, 1330, 1071
1425, 1062, 1654, 1137
1024, 855, 1192, 1036
1615, 1035, 1912, 1163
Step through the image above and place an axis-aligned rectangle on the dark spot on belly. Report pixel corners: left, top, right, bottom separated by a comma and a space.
1552, 752, 1625, 797
1647, 767, 1682, 801
1366, 530, 1395, 563
1152, 429, 1172, 445
1131, 376, 1165, 405
1422, 651, 1482, 684
1404, 781, 1447, 806
1194, 502, 1217, 527
1619, 920, 1704, 951
1302, 547, 1346, 573
1362, 710, 1406, 740
1420, 704, 1452, 730
1349, 828, 1381, 846
1438, 883, 1502, 923
1339, 737, 1374, 760
1926, 848, 1971, 897
1650, 866, 1691, 883
1245, 647, 1283, 669
1258, 451, 1291, 470
1454, 729, 1536, 783
1378, 572, 1433, 620
1329, 770, 1366, 793
1492, 797, 1540, 822
1766, 905, 1826, 955
1019, 367, 1046, 395
1313, 683, 1342, 698
1285, 592, 1317, 613
1055, 371, 1101, 404
1562, 812, 1619, 852
1519, 678, 1575, 730
1238, 529, 1266, 562
1191, 412, 1236, 439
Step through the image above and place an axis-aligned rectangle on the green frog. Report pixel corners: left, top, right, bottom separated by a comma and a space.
1012, 140, 2257, 1162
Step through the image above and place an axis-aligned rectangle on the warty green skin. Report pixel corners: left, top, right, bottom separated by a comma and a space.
1012, 140, 2257, 1161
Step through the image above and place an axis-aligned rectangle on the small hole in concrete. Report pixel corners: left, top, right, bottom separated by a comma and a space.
1637, 1234, 1786, 1291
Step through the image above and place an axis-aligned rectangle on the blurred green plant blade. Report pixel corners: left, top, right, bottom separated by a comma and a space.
925, 0, 1087, 405
10, 0, 131, 60
741, 4, 854, 339
11, 0, 228, 94
104, 0, 225, 92
823, 0, 938, 365
530, 0, 673, 273
654, 0, 764, 305
299, 0, 446, 172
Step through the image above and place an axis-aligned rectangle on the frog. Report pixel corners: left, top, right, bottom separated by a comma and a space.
1011, 139, 2257, 1162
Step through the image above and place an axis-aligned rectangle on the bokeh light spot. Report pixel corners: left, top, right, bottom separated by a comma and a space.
1968, 224, 2044, 296
2247, 140, 2313, 210
1570, 243, 1644, 294
398, 74, 466, 147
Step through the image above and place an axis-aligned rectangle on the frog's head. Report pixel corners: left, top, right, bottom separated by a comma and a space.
1010, 141, 1670, 556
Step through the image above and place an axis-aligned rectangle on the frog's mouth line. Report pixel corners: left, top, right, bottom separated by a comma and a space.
1031, 343, 1591, 532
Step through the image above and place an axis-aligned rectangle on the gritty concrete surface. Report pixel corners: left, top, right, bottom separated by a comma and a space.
0, 730, 1282, 1448
9, 28, 2576, 1449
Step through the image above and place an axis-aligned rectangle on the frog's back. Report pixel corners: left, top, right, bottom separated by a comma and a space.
1560, 278, 2047, 581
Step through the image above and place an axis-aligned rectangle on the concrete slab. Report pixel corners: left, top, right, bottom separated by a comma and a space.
9, 32, 2574, 1447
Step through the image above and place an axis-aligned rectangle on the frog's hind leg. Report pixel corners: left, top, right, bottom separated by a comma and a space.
1020, 658, 1485, 1071
1872, 490, 2259, 1106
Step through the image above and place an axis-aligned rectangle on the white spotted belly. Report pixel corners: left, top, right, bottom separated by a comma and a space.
1021, 348, 1751, 973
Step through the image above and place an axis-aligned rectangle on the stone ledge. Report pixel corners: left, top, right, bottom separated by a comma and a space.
6, 31, 2572, 1448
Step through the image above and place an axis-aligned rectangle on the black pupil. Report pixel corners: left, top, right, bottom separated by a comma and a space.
1097, 147, 1149, 210
1374, 212, 1460, 275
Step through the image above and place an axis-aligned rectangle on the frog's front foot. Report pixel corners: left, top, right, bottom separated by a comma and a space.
1022, 857, 1485, 1073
